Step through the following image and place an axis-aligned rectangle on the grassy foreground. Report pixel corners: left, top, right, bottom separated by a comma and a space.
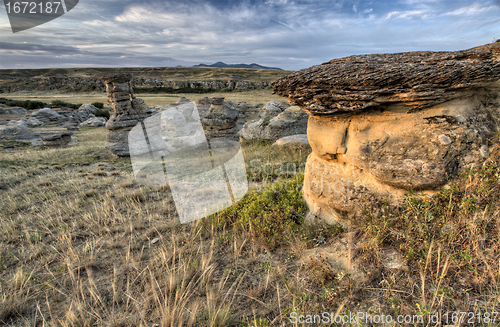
1, 126, 500, 326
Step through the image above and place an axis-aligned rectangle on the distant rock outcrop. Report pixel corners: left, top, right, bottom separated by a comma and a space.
193, 61, 283, 70
273, 42, 500, 225
102, 74, 154, 156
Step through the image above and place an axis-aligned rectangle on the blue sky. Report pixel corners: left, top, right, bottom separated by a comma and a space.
0, 0, 499, 70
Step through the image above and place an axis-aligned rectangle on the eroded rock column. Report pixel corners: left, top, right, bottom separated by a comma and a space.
200, 96, 239, 139
102, 74, 152, 156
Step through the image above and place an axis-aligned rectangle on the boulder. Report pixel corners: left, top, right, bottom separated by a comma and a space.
0, 106, 27, 115
26, 117, 44, 127
259, 100, 289, 119
79, 117, 107, 127
0, 120, 37, 140
69, 104, 100, 125
31, 108, 64, 123
40, 131, 73, 147
274, 134, 309, 146
272, 42, 500, 225
238, 106, 308, 141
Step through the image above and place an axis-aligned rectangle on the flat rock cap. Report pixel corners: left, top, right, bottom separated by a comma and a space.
272, 42, 500, 115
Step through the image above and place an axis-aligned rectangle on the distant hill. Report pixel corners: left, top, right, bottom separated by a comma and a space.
193, 61, 283, 70
0, 66, 292, 93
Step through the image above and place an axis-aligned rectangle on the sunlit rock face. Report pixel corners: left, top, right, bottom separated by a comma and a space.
273, 43, 500, 224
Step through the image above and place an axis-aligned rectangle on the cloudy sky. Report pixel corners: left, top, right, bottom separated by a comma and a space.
0, 0, 499, 70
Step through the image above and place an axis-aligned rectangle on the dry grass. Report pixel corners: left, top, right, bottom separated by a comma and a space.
1, 124, 500, 326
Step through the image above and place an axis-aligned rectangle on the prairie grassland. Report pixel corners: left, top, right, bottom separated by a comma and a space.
3, 89, 284, 108
1, 126, 500, 326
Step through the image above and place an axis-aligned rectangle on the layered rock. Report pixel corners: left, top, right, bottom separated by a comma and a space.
40, 131, 73, 147
102, 74, 153, 156
238, 106, 308, 141
200, 97, 239, 139
272, 43, 500, 225
273, 43, 500, 115
68, 104, 100, 126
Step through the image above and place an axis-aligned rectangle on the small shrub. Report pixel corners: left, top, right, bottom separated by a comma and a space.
91, 102, 104, 109
49, 100, 82, 109
209, 175, 307, 248
94, 108, 110, 119
2, 99, 46, 110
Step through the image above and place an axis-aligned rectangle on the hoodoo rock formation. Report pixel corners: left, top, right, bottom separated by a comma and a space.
200, 97, 239, 139
273, 43, 500, 224
102, 74, 154, 156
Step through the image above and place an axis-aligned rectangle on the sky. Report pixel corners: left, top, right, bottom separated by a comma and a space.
0, 0, 499, 70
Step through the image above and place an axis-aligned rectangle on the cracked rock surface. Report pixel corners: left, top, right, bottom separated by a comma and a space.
273, 42, 500, 115
273, 43, 500, 224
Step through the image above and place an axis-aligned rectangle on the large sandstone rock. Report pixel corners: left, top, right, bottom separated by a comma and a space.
102, 74, 153, 156
238, 106, 308, 141
272, 43, 500, 225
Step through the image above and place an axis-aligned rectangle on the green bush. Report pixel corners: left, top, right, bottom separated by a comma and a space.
49, 100, 82, 109
1, 99, 47, 110
91, 102, 104, 109
94, 109, 110, 119
210, 175, 307, 248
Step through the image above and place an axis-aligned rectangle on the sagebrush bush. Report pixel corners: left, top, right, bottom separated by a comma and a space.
91, 102, 104, 109
210, 175, 307, 248
1, 98, 46, 109
94, 108, 110, 119
49, 99, 82, 109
